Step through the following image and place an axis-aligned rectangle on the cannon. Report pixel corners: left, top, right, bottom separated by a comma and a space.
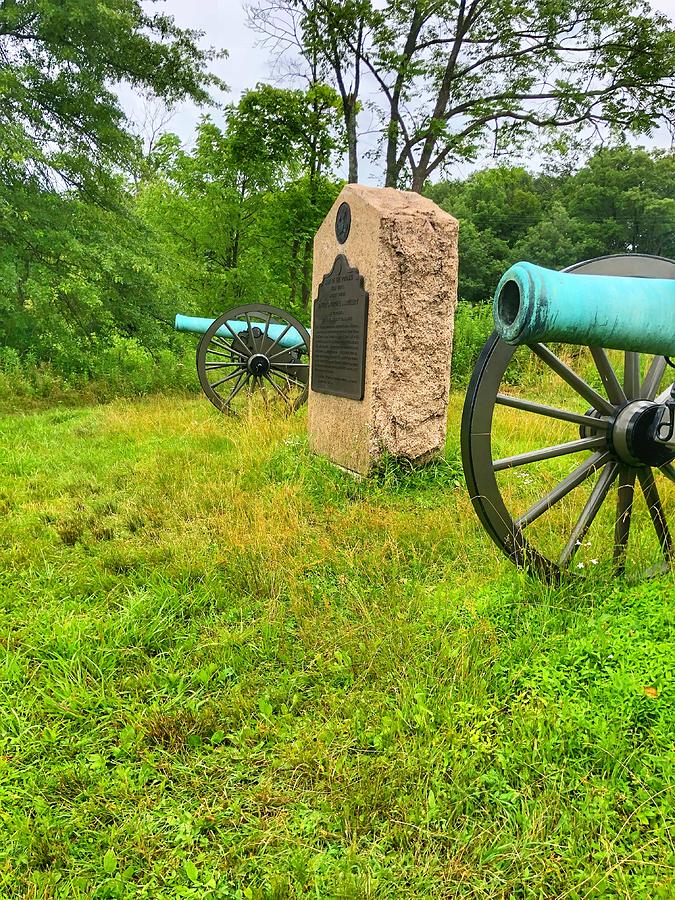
175, 304, 310, 413
461, 253, 675, 580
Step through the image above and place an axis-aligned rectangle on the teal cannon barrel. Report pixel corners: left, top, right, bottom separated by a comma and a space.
493, 261, 675, 356
174, 314, 307, 350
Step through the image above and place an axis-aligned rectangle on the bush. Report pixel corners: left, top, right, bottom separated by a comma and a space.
450, 301, 494, 387
0, 338, 200, 411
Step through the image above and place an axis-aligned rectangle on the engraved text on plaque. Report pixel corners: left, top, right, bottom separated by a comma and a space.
311, 255, 368, 400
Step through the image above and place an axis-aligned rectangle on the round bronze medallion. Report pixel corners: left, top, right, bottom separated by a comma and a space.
335, 202, 351, 244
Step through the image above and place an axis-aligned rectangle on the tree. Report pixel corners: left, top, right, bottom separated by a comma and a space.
426, 147, 675, 301
428, 165, 546, 300
0, 180, 170, 371
0, 0, 224, 372
249, 0, 675, 192
248, 0, 365, 183
513, 202, 597, 271
0, 0, 224, 195
564, 147, 675, 259
138, 84, 342, 318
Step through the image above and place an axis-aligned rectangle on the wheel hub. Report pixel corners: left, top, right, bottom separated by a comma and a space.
609, 400, 675, 467
247, 353, 271, 376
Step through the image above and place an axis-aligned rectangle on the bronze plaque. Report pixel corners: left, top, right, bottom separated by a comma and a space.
311, 255, 368, 400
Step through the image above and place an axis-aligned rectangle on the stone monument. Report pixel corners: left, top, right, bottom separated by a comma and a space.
307, 185, 459, 476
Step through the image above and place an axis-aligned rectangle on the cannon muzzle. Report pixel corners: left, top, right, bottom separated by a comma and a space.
174, 314, 307, 350
493, 261, 675, 356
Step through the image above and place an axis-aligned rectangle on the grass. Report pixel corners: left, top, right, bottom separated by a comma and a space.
0, 392, 674, 898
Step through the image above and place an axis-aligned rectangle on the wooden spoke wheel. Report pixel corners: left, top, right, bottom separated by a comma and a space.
461, 254, 675, 581
196, 304, 310, 414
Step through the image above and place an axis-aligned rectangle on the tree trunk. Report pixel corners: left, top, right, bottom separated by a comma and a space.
346, 100, 358, 183
289, 238, 300, 307
230, 229, 240, 269
411, 166, 427, 193
385, 117, 400, 188
301, 241, 312, 311
231, 177, 247, 268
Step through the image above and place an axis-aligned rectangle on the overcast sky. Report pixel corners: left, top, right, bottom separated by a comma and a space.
122, 1, 269, 149
122, 0, 675, 183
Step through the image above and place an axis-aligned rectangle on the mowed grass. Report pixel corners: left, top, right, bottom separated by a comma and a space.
0, 393, 673, 899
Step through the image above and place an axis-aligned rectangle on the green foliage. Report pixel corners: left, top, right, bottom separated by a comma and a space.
0, 394, 673, 895
1, 82, 342, 387
429, 147, 675, 302
514, 201, 597, 270
2, 91, 673, 398
2, 0, 675, 401
0, 0, 226, 390
252, 0, 675, 189
138, 85, 343, 322
442, 167, 544, 243
0, 0, 223, 193
0, 184, 170, 369
0, 341, 198, 412
564, 147, 675, 259
428, 166, 549, 302
450, 302, 494, 386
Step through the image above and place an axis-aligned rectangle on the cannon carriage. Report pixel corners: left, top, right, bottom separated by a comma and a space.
462, 253, 675, 580
175, 305, 310, 413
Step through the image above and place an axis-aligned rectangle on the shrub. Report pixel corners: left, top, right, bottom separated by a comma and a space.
0, 338, 199, 411
450, 301, 494, 387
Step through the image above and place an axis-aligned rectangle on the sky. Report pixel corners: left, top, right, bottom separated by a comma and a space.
121, 0, 675, 184
121, 1, 268, 149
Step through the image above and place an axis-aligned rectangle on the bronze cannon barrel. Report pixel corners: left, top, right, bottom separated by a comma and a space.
493, 261, 675, 356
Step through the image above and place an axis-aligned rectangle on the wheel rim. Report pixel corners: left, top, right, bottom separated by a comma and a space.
196, 304, 310, 414
461, 254, 675, 581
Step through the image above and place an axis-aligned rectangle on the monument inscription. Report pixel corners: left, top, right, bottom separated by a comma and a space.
311, 254, 368, 401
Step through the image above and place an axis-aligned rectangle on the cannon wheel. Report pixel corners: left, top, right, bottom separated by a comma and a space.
461, 254, 675, 581
196, 304, 310, 413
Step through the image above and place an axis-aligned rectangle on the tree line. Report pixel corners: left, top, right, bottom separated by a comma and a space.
1, 1, 674, 393
429, 147, 675, 303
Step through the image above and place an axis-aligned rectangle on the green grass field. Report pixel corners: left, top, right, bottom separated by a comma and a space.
1, 394, 673, 898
